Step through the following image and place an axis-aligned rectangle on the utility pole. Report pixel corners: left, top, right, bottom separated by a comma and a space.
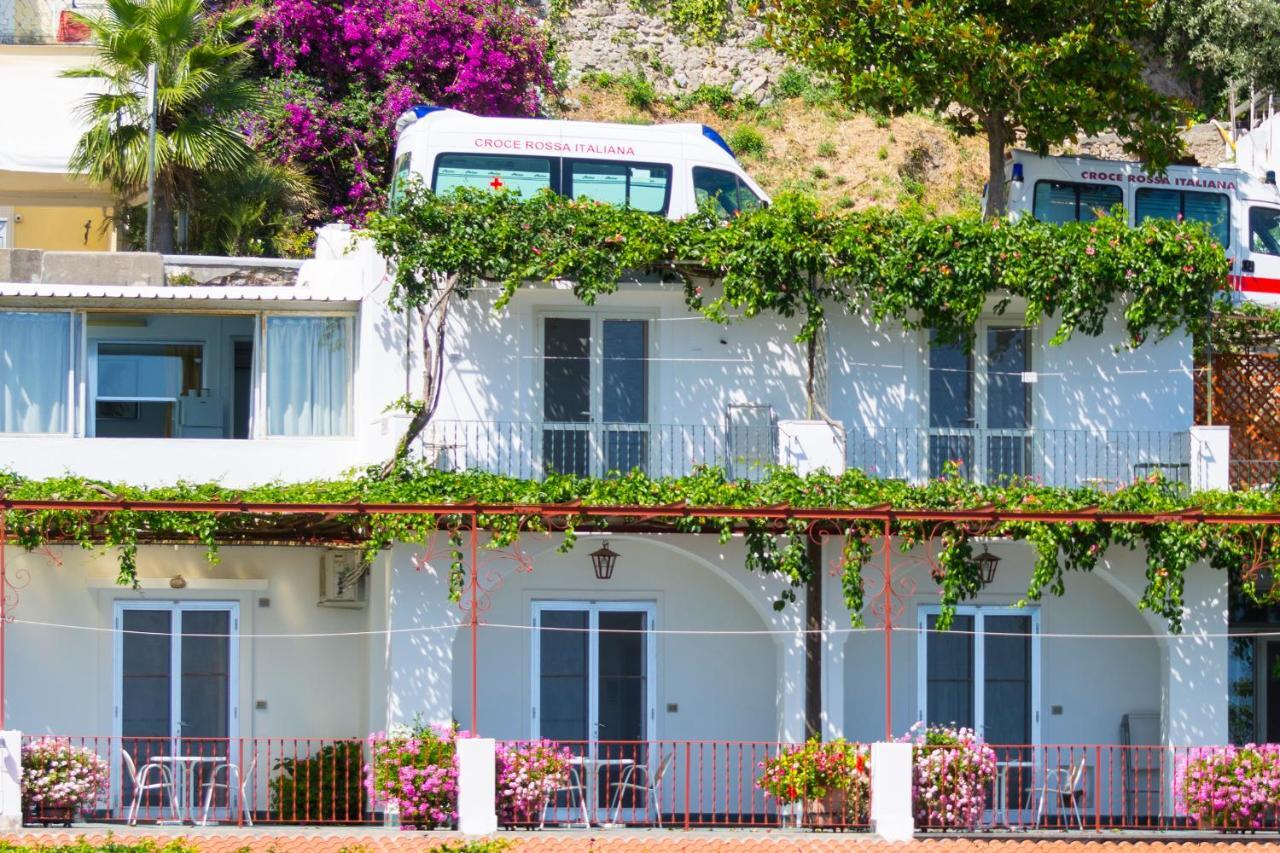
144, 62, 158, 253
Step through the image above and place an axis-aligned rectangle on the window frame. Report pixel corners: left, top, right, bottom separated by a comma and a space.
1134, 187, 1232, 248
430, 152, 561, 197
563, 158, 673, 215
1031, 179, 1124, 223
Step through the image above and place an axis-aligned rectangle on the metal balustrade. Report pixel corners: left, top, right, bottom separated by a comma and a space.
846, 426, 1193, 488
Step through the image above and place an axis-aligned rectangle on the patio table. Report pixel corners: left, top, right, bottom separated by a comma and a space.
147, 755, 226, 825
567, 755, 634, 828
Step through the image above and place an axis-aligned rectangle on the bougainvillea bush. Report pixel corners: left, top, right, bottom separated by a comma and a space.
899, 724, 997, 829
757, 739, 871, 825
21, 739, 110, 812
1180, 745, 1280, 829
251, 0, 553, 220
495, 740, 574, 825
366, 723, 462, 828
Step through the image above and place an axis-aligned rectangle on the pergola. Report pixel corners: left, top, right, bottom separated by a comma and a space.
3, 495, 1280, 739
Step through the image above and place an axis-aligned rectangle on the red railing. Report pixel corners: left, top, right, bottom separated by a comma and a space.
21, 737, 1280, 832
21, 735, 371, 826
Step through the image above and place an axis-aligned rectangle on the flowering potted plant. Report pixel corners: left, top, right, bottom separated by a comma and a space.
1180, 745, 1280, 830
365, 723, 463, 829
899, 723, 997, 830
757, 739, 870, 828
21, 739, 109, 826
496, 740, 574, 826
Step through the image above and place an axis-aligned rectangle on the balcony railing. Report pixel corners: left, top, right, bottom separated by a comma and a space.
846, 426, 1192, 488
25, 735, 1280, 832
1, 0, 94, 44
421, 420, 1193, 488
421, 420, 776, 481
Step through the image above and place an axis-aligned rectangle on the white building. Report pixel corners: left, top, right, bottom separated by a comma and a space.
0, 237, 1259, 828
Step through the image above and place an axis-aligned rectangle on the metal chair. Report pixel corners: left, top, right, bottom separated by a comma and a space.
121, 750, 178, 825
609, 750, 675, 826
1034, 754, 1088, 829
198, 753, 258, 826
540, 761, 589, 829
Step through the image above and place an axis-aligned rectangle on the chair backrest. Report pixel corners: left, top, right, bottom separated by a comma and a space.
652, 750, 676, 785
121, 749, 140, 785
1069, 754, 1088, 789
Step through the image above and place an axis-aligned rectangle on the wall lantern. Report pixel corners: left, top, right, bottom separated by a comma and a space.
1254, 565, 1276, 596
590, 542, 619, 581
975, 546, 1001, 586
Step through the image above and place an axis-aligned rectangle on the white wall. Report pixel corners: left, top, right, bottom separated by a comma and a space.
5, 544, 373, 740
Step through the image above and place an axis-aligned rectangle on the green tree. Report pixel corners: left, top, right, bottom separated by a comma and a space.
1154, 0, 1280, 110
62, 0, 261, 252
761, 0, 1190, 216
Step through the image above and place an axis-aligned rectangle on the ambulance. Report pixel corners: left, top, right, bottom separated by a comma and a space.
389, 106, 770, 220
1003, 149, 1280, 302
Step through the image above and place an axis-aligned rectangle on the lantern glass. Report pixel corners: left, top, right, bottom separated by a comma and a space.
975, 548, 1000, 585
590, 543, 618, 580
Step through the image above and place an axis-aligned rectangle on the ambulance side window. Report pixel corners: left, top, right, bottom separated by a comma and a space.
1135, 188, 1231, 247
433, 153, 556, 197
388, 152, 413, 210
1249, 207, 1280, 256
693, 167, 763, 219
1032, 181, 1123, 223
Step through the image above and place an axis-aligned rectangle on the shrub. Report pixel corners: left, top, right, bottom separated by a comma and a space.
817, 140, 838, 158
728, 126, 766, 157
495, 740, 574, 825
619, 72, 658, 111
757, 739, 870, 824
271, 740, 367, 822
679, 84, 736, 116
21, 739, 109, 813
366, 724, 462, 829
899, 724, 996, 829
1180, 745, 1280, 829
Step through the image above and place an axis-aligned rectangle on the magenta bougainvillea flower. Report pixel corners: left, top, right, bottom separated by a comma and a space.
251, 0, 553, 221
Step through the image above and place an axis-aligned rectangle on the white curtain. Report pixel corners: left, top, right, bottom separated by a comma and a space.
266, 316, 350, 437
0, 311, 69, 433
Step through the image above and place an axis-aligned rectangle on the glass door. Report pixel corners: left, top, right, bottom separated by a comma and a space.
919, 607, 1039, 823
542, 317, 650, 477
532, 602, 655, 823
928, 328, 1032, 483
115, 602, 238, 820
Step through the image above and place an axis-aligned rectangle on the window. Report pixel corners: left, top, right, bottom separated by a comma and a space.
0, 311, 70, 433
266, 316, 351, 437
927, 327, 1031, 481
692, 167, 763, 218
1135, 188, 1231, 247
388, 152, 413, 209
433, 153, 554, 197
95, 343, 203, 438
1250, 207, 1280, 256
566, 160, 671, 214
1032, 181, 1123, 223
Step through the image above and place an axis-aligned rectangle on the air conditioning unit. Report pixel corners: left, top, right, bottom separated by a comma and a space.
319, 549, 368, 608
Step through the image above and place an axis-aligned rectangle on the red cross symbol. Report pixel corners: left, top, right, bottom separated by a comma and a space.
489, 176, 504, 190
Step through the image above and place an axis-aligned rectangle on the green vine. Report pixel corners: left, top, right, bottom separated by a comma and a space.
366, 187, 1230, 351
4, 464, 1280, 632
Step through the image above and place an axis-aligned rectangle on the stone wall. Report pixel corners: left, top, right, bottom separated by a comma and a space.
550, 0, 781, 98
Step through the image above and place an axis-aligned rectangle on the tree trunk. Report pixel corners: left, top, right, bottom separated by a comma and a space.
982, 113, 1008, 219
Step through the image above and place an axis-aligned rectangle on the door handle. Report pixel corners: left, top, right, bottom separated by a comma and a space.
1243, 259, 1257, 273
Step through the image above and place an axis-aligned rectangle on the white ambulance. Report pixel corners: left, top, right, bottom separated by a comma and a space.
1003, 149, 1280, 303
389, 106, 770, 220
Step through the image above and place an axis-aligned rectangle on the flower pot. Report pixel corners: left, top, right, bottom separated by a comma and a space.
804, 788, 848, 828
23, 802, 77, 827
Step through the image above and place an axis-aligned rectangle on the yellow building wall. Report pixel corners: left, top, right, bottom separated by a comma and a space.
10, 205, 113, 251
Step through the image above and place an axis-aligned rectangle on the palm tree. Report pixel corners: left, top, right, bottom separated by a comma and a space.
62, 0, 261, 253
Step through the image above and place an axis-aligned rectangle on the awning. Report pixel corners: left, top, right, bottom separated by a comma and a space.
0, 46, 113, 206
0, 282, 360, 308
